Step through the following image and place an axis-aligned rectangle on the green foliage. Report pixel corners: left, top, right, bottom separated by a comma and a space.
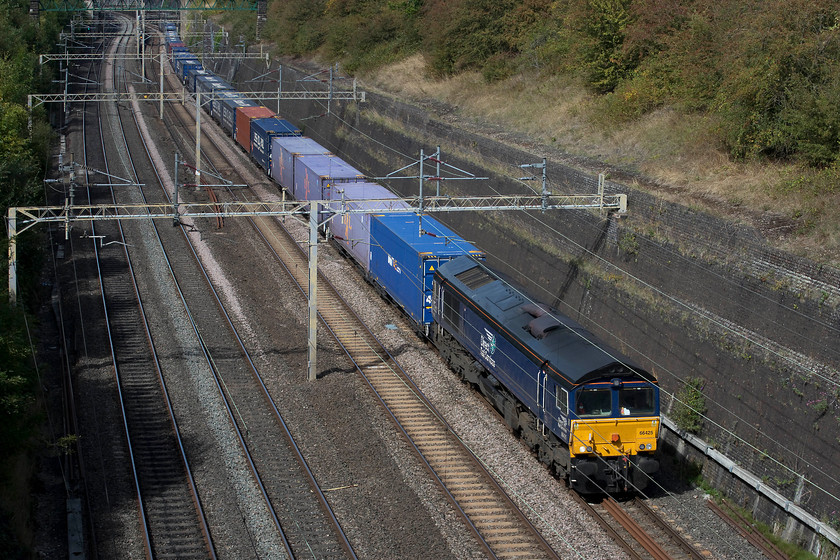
264, 0, 327, 54
672, 377, 706, 434
426, 0, 553, 80
0, 304, 37, 451
582, 0, 635, 93
263, 0, 840, 166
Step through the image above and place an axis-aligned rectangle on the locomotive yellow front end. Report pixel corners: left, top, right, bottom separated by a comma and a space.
569, 381, 660, 493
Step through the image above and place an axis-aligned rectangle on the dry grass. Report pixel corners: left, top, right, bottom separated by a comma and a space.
361, 55, 840, 265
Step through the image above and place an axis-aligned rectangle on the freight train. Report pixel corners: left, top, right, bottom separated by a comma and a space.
160, 23, 661, 493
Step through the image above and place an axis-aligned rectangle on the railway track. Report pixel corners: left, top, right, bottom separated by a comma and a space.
142, 21, 563, 557
79, 17, 214, 558
571, 492, 706, 560
140, 30, 560, 555
240, 215, 558, 559
707, 499, 791, 560
112, 29, 359, 560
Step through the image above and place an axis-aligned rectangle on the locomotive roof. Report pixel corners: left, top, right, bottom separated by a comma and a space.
436, 256, 655, 386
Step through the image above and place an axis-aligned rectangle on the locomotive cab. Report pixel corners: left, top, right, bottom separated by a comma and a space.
569, 379, 660, 493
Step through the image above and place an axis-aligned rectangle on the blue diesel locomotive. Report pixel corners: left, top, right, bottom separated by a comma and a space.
430, 257, 660, 493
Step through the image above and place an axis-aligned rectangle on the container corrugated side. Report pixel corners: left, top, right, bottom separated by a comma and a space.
269, 137, 331, 192
368, 214, 483, 324
235, 106, 275, 152
249, 118, 300, 174
327, 183, 409, 273
220, 97, 257, 136
293, 154, 365, 202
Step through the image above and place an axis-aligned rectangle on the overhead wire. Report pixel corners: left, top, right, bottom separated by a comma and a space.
238, 52, 840, 517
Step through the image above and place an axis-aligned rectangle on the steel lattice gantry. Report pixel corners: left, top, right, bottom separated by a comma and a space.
7, 194, 626, 380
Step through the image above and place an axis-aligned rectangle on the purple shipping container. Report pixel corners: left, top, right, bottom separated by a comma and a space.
294, 154, 367, 223
292, 154, 365, 202
249, 118, 301, 174
327, 183, 411, 272
269, 137, 331, 193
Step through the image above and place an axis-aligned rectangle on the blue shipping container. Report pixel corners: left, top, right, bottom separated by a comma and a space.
195, 75, 233, 112
195, 74, 232, 95
269, 137, 331, 192
212, 91, 241, 122
249, 118, 301, 174
328, 183, 410, 272
187, 68, 210, 92
368, 214, 484, 325
219, 97, 257, 137
175, 56, 201, 84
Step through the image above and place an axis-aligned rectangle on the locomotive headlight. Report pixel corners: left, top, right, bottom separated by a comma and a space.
639, 443, 645, 450
586, 446, 592, 452
579, 446, 586, 453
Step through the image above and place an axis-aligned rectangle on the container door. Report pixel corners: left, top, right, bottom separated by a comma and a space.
422, 258, 439, 324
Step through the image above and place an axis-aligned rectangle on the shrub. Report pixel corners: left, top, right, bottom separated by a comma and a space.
672, 377, 706, 434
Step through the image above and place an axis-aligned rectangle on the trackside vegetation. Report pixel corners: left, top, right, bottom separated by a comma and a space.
1, 0, 68, 554
244, 0, 840, 261
263, 0, 840, 169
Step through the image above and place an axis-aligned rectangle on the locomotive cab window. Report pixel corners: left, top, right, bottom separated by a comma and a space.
618, 386, 655, 416
575, 387, 612, 417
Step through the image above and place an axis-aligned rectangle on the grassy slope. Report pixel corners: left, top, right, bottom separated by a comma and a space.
360, 54, 840, 266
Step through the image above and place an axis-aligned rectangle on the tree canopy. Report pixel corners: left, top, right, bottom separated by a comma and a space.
262, 0, 840, 167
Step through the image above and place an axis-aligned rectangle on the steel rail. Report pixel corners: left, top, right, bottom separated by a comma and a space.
152, 40, 554, 555
247, 199, 561, 560
707, 499, 791, 560
569, 492, 642, 560
632, 498, 707, 560
147, 37, 356, 559
91, 17, 215, 558
601, 497, 672, 559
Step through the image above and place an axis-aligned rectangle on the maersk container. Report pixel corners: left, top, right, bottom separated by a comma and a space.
235, 106, 275, 151
269, 137, 331, 192
249, 118, 300, 174
368, 213, 484, 325
220, 97, 257, 137
327, 183, 411, 273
